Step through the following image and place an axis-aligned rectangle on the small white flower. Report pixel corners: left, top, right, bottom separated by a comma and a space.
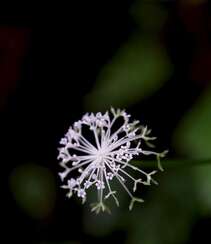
58, 108, 167, 213
77, 189, 86, 198
68, 178, 77, 188
96, 180, 105, 190
106, 172, 114, 180
84, 180, 92, 189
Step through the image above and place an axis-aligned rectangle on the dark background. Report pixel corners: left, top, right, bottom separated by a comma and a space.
2, 1, 211, 243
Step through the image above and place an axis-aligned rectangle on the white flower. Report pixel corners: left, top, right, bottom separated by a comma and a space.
77, 189, 86, 198
58, 108, 167, 213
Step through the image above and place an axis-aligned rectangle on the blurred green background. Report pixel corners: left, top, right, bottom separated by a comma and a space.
2, 0, 211, 243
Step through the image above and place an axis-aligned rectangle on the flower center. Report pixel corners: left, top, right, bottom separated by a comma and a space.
95, 148, 107, 164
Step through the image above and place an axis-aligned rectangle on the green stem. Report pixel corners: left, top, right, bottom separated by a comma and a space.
132, 159, 211, 169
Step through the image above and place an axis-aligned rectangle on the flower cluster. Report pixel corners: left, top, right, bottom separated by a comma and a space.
58, 108, 167, 213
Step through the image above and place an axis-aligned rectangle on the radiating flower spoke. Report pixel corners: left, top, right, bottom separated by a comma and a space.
57, 108, 167, 213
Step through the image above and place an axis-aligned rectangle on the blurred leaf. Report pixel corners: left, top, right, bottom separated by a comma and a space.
84, 36, 172, 111
174, 86, 211, 159
130, 0, 168, 35
193, 165, 211, 215
174, 86, 211, 214
9, 163, 56, 219
133, 159, 211, 169
83, 206, 120, 236
127, 168, 198, 244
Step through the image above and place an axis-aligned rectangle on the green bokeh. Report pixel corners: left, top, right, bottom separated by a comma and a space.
84, 36, 172, 111
174, 86, 211, 158
174, 86, 211, 216
9, 163, 56, 219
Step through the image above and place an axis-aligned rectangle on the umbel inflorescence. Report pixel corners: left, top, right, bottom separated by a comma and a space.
58, 108, 167, 213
